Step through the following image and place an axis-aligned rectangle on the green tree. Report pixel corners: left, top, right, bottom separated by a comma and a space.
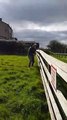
47, 40, 67, 53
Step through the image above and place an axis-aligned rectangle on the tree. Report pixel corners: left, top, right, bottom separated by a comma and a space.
47, 40, 67, 53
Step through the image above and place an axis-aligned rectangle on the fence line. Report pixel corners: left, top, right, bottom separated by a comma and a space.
36, 50, 67, 120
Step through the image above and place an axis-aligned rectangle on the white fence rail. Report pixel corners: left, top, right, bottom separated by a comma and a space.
36, 50, 67, 120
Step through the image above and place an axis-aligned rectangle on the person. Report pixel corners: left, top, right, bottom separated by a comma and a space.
28, 44, 37, 67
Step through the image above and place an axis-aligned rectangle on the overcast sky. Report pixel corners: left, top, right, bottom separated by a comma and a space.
0, 0, 67, 47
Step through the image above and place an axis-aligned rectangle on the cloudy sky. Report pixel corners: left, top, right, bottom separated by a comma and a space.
0, 0, 67, 47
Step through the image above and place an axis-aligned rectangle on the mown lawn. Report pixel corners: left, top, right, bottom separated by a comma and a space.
0, 55, 50, 120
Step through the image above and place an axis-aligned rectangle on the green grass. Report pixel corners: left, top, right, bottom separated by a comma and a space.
51, 54, 67, 63
0, 55, 50, 120
57, 74, 67, 99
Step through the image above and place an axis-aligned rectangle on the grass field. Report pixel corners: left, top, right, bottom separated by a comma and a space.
0, 55, 50, 120
51, 54, 67, 63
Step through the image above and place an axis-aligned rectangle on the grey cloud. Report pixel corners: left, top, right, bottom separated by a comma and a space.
1, 0, 67, 24
0, 0, 67, 47
14, 29, 67, 47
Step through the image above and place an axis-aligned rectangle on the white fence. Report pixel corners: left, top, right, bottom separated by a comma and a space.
36, 50, 67, 120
